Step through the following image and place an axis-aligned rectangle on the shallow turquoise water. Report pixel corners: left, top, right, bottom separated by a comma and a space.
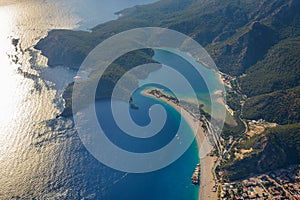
141, 49, 222, 112
106, 48, 224, 199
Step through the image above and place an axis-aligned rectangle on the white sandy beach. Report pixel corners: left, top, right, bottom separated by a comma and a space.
141, 88, 218, 200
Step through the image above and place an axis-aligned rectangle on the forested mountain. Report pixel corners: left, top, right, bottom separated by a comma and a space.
220, 123, 300, 181
35, 0, 300, 179
243, 86, 300, 125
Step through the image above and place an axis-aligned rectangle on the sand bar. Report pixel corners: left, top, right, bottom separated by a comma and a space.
140, 88, 218, 200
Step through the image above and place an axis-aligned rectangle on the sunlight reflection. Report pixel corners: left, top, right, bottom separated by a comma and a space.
0, 5, 19, 124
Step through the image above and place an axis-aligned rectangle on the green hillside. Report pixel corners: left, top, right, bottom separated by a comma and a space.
35, 0, 300, 178
243, 86, 300, 125
240, 37, 300, 97
60, 49, 157, 117
220, 123, 300, 181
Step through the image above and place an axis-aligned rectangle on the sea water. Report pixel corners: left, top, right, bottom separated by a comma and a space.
0, 0, 205, 199
93, 89, 200, 199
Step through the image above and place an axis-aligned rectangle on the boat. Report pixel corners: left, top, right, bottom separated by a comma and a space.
191, 163, 200, 185
129, 97, 139, 109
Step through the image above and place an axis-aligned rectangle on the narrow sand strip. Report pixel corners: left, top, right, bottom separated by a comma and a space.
141, 88, 217, 200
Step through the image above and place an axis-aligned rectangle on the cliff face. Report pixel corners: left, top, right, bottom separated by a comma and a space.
35, 30, 96, 69
210, 22, 278, 75
238, 22, 277, 71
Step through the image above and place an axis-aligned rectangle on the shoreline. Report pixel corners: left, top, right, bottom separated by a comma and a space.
140, 88, 217, 200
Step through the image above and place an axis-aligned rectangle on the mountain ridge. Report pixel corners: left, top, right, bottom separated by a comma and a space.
35, 0, 300, 180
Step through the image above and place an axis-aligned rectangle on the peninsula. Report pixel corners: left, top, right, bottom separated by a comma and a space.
141, 88, 218, 200
34, 0, 300, 198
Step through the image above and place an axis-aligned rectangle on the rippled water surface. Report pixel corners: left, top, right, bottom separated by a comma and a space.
0, 1, 201, 199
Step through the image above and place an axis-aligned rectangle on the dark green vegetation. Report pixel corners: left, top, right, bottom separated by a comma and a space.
60, 49, 157, 117
36, 30, 96, 69
35, 0, 300, 122
222, 114, 245, 140
36, 0, 300, 179
240, 37, 300, 97
220, 123, 300, 181
243, 86, 300, 125
226, 88, 242, 112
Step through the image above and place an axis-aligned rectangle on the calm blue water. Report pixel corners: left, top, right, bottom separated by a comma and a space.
97, 89, 180, 153
93, 88, 200, 199
76, 46, 223, 199
0, 0, 203, 199
0, 0, 228, 199
69, 0, 161, 30
52, 48, 223, 199
79, 46, 206, 199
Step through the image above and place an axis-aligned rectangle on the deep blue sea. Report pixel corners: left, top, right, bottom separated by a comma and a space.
85, 48, 223, 199
0, 1, 222, 199
92, 87, 199, 199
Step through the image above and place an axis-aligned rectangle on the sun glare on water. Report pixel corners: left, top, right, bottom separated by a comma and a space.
0, 5, 20, 124
0, 3, 41, 160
